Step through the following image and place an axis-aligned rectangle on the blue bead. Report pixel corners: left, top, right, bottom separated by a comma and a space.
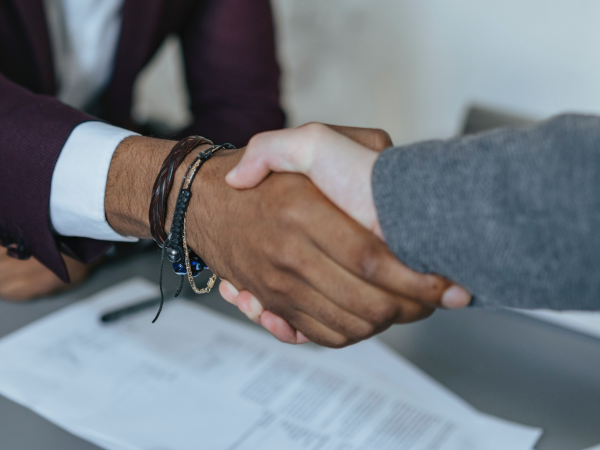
190, 260, 202, 278
172, 261, 204, 277
173, 263, 187, 276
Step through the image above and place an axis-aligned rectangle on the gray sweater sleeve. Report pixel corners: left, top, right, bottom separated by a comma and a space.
372, 114, 600, 310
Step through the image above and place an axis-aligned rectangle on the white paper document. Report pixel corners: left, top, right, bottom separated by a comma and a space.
520, 309, 600, 340
0, 279, 542, 450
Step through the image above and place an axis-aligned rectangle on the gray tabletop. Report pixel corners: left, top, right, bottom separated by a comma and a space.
1, 252, 599, 450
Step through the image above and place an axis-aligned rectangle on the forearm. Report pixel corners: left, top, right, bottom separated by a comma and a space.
373, 114, 600, 310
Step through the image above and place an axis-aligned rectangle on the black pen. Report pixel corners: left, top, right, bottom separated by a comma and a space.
100, 296, 173, 323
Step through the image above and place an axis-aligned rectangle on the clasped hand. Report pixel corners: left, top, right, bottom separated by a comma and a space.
0, 126, 470, 350
218, 123, 471, 346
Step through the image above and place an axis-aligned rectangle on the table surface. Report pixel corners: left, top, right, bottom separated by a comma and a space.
1, 252, 599, 450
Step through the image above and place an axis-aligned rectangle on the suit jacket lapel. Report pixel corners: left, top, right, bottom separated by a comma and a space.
11, 0, 55, 94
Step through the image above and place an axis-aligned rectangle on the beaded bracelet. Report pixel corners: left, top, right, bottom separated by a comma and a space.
152, 142, 236, 322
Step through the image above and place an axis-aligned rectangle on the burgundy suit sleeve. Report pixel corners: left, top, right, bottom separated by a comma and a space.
0, 74, 111, 281
179, 0, 285, 147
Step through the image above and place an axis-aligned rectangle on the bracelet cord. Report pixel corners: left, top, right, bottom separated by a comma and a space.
149, 136, 213, 247
153, 142, 236, 323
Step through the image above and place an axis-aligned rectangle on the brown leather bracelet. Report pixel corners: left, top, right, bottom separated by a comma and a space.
149, 135, 213, 246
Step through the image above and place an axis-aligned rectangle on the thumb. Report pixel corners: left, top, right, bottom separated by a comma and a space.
225, 148, 271, 189
226, 128, 312, 189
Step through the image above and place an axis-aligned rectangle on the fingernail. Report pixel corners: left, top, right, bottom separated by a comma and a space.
441, 285, 471, 309
296, 332, 311, 345
240, 296, 263, 323
221, 279, 239, 296
238, 296, 251, 313
249, 297, 264, 316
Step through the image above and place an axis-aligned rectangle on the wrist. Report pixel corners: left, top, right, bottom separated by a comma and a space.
105, 135, 220, 242
105, 136, 176, 238
308, 134, 383, 239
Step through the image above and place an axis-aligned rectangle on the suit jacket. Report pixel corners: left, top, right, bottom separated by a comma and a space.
0, 0, 284, 281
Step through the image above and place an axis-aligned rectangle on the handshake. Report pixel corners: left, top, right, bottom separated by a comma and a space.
0, 123, 471, 348
214, 123, 471, 347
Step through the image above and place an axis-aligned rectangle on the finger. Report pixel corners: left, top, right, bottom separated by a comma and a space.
227, 274, 354, 347
0, 257, 42, 282
261, 236, 400, 340
218, 279, 239, 305
323, 124, 393, 151
282, 309, 363, 349
0, 259, 67, 301
270, 282, 379, 344
0, 276, 55, 301
236, 290, 265, 324
367, 255, 470, 308
222, 286, 313, 345
242, 251, 381, 345
441, 285, 472, 309
259, 311, 304, 345
296, 331, 311, 345
219, 261, 362, 346
392, 298, 436, 324
0, 279, 33, 301
225, 139, 275, 189
301, 194, 463, 307
290, 245, 433, 329
0, 255, 80, 301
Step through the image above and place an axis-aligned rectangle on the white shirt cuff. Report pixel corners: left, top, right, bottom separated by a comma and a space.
50, 121, 139, 242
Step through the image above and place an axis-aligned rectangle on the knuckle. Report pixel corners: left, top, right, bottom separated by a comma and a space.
413, 275, 448, 304
397, 302, 434, 324
326, 335, 354, 349
300, 122, 329, 143
349, 321, 377, 341
263, 273, 292, 298
277, 197, 308, 228
372, 128, 393, 149
271, 239, 307, 274
357, 242, 386, 281
245, 136, 260, 155
276, 250, 306, 274
366, 297, 398, 325
262, 237, 282, 260
246, 131, 269, 151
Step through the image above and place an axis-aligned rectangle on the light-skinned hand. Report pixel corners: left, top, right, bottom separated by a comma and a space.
220, 124, 471, 345
227, 123, 384, 238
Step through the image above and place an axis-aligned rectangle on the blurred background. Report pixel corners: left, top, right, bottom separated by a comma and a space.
134, 0, 600, 145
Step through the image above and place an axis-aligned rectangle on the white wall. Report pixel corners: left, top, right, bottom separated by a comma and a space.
273, 0, 600, 144
134, 1, 600, 146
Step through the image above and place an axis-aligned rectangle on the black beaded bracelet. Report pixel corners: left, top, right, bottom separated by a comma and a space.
149, 136, 213, 247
